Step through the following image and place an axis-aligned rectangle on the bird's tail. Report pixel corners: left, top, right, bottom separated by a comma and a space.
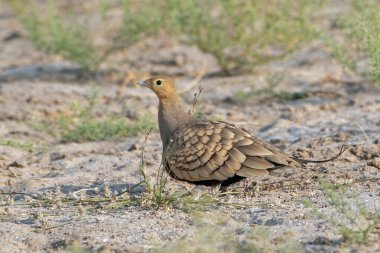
292, 145, 349, 164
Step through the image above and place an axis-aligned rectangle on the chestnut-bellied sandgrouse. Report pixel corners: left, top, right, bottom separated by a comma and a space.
139, 76, 345, 186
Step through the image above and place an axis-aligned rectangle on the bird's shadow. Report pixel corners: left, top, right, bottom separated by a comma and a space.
57, 182, 146, 197
8, 182, 146, 201
4, 182, 146, 226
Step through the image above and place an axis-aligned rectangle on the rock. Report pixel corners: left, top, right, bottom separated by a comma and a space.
0, 62, 84, 82
7, 161, 25, 168
128, 143, 141, 151
1, 30, 22, 42
264, 218, 284, 226
50, 152, 66, 161
367, 158, 380, 169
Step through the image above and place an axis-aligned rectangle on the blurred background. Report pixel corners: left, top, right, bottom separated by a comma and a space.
2, 0, 379, 81
1, 1, 380, 252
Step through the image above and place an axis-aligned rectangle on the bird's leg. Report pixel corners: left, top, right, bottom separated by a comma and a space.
209, 183, 221, 196
173, 180, 198, 193
219, 178, 255, 196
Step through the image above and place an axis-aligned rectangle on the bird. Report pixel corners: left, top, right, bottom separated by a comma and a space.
139, 76, 346, 187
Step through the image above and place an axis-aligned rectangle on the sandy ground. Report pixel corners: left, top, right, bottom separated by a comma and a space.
0, 3, 380, 253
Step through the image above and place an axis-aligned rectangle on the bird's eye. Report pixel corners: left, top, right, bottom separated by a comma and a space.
155, 80, 162, 85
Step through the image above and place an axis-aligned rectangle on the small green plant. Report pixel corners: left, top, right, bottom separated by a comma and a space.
138, 130, 173, 209
31, 84, 155, 143
62, 117, 144, 143
0, 139, 38, 151
303, 182, 380, 245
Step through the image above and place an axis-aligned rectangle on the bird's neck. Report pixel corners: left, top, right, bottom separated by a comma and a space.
158, 96, 191, 145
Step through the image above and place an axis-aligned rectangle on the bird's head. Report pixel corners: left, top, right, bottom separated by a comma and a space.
138, 76, 177, 100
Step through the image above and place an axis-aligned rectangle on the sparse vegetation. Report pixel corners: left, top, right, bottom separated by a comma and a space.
327, 0, 380, 84
120, 0, 322, 74
137, 130, 174, 209
7, 0, 380, 80
31, 84, 155, 143
303, 182, 380, 246
0, 139, 38, 151
7, 0, 322, 75
8, 0, 100, 73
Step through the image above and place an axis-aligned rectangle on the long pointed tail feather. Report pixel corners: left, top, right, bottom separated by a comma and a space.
292, 145, 349, 164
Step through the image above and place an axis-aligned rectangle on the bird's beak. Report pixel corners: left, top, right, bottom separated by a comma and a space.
137, 80, 147, 87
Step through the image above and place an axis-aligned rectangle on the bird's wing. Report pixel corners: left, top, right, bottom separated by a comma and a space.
163, 120, 300, 182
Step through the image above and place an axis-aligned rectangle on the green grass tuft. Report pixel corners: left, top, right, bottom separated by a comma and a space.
0, 139, 38, 151
31, 84, 155, 143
